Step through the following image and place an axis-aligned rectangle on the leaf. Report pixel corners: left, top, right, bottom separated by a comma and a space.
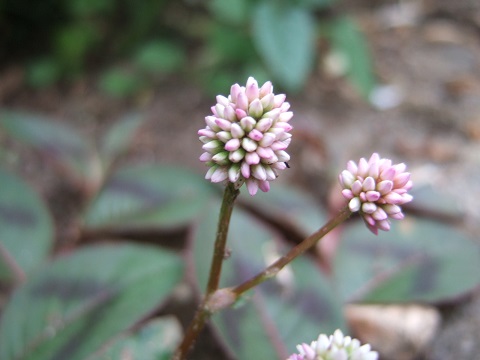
83, 165, 214, 230
239, 184, 327, 236
99, 113, 144, 170
0, 167, 53, 281
334, 218, 480, 304
54, 23, 98, 73
26, 58, 61, 88
0, 111, 93, 184
0, 244, 184, 360
191, 202, 346, 359
90, 316, 182, 360
98, 67, 143, 98
208, 0, 250, 26
208, 24, 255, 64
327, 16, 376, 98
409, 183, 464, 221
252, 1, 316, 92
297, 0, 335, 9
133, 40, 186, 75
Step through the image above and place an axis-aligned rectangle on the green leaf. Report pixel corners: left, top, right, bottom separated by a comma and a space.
252, 1, 316, 92
84, 165, 213, 230
67, 0, 114, 17
54, 24, 98, 73
99, 113, 144, 170
90, 316, 182, 360
409, 183, 464, 220
98, 67, 143, 98
0, 244, 184, 360
208, 24, 255, 64
0, 111, 92, 185
26, 58, 61, 88
133, 40, 186, 75
208, 0, 250, 26
297, 0, 335, 9
240, 184, 327, 236
192, 202, 345, 359
334, 218, 480, 303
327, 16, 376, 98
0, 167, 53, 281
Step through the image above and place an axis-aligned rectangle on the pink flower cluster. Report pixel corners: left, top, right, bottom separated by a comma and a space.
199, 77, 292, 196
339, 153, 413, 234
288, 329, 378, 360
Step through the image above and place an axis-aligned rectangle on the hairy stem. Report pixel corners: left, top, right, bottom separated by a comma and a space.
232, 206, 351, 296
173, 183, 239, 360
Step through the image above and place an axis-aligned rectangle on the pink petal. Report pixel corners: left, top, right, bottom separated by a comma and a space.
248, 98, 263, 118
245, 151, 260, 165
347, 160, 358, 174
231, 123, 245, 138
278, 111, 293, 122
252, 164, 267, 181
259, 133, 276, 147
211, 167, 228, 183
256, 146, 274, 159
242, 138, 258, 152
228, 149, 245, 163
255, 118, 273, 132
235, 109, 247, 119
362, 176, 376, 191
241, 161, 250, 178
273, 94, 286, 107
394, 172, 411, 188
216, 95, 229, 106
362, 202, 377, 214
248, 129, 264, 141
258, 180, 270, 192
377, 180, 393, 194
372, 207, 388, 221
246, 179, 258, 196
215, 118, 232, 131
357, 157, 369, 178
230, 84, 242, 100
259, 81, 273, 97
245, 77, 259, 102
384, 192, 403, 204
366, 191, 380, 202
236, 92, 249, 112
351, 180, 363, 195
225, 138, 240, 151
199, 152, 212, 162
240, 116, 256, 132
342, 189, 354, 200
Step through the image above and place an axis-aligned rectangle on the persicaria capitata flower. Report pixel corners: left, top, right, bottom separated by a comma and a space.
287, 329, 378, 360
199, 77, 292, 196
339, 153, 413, 235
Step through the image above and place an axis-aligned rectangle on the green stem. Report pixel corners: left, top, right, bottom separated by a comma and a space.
0, 240, 25, 284
173, 183, 239, 360
232, 206, 351, 296
206, 183, 239, 294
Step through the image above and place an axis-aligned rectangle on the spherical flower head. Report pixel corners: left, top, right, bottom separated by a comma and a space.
339, 153, 413, 235
199, 77, 292, 196
287, 329, 378, 360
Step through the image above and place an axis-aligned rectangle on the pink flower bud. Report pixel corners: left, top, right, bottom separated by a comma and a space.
339, 153, 413, 234
199, 77, 293, 195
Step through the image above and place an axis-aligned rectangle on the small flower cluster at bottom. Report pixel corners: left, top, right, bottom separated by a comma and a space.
287, 329, 378, 360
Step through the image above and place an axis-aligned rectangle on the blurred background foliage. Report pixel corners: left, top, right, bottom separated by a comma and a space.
0, 0, 375, 97
2, 0, 480, 358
